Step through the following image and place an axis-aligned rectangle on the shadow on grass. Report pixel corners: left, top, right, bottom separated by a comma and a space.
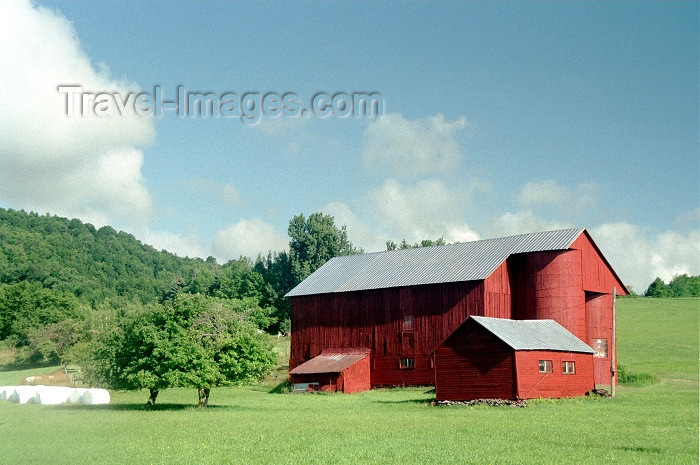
49, 403, 238, 412
268, 380, 291, 394
373, 398, 435, 405
0, 361, 58, 372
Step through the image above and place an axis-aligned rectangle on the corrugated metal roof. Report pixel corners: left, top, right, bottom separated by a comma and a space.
289, 353, 368, 374
286, 228, 585, 297
470, 316, 594, 353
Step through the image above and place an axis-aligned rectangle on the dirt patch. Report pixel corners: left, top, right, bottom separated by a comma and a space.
21, 370, 73, 386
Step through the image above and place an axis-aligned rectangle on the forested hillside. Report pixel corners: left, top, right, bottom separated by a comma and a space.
0, 208, 360, 367
0, 208, 212, 304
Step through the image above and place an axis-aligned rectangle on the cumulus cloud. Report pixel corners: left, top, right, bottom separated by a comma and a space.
362, 113, 468, 177
212, 218, 288, 262
488, 211, 572, 238
0, 0, 154, 227
140, 229, 207, 259
518, 179, 599, 214
590, 222, 700, 294
366, 178, 479, 244
321, 202, 387, 252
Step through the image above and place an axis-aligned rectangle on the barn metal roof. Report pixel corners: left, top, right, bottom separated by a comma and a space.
289, 352, 369, 374
470, 316, 595, 353
286, 228, 585, 297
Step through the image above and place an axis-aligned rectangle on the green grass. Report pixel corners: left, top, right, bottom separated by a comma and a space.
617, 297, 699, 382
0, 298, 697, 465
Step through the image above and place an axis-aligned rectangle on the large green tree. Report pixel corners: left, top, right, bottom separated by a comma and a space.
87, 294, 276, 407
288, 212, 360, 284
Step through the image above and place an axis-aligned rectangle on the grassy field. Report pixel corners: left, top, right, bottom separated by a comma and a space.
0, 297, 697, 465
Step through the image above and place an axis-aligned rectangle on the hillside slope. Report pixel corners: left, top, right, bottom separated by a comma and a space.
0, 208, 212, 304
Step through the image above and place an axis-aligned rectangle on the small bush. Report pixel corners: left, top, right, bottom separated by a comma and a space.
618, 361, 659, 387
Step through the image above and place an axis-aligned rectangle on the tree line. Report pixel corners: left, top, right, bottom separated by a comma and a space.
643, 274, 700, 298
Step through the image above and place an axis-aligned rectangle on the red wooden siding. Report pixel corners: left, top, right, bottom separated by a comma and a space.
585, 292, 617, 385
570, 233, 627, 295
483, 261, 512, 319
342, 355, 371, 393
435, 319, 594, 400
524, 249, 587, 342
434, 321, 515, 401
290, 280, 484, 386
514, 351, 595, 399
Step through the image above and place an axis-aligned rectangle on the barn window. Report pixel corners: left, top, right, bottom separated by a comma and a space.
538, 360, 553, 373
400, 358, 414, 369
562, 361, 576, 374
592, 338, 608, 358
402, 312, 414, 331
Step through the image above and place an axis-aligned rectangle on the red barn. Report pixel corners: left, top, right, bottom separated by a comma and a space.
434, 316, 595, 401
286, 228, 626, 391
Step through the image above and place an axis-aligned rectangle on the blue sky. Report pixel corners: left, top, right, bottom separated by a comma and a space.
0, 1, 697, 292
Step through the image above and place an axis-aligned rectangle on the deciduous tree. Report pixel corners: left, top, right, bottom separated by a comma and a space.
87, 294, 276, 407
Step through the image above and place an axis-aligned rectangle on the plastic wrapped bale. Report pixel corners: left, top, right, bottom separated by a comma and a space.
35, 386, 74, 405
0, 386, 11, 400
69, 388, 87, 404
82, 388, 110, 405
8, 386, 38, 404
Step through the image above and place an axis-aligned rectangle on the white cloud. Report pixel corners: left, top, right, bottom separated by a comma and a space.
140, 229, 207, 259
518, 179, 599, 213
362, 113, 467, 177
488, 211, 572, 238
0, 0, 154, 227
591, 222, 700, 293
321, 202, 387, 252
366, 178, 479, 244
212, 218, 288, 262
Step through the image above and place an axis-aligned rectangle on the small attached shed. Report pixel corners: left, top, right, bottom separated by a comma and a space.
289, 348, 370, 393
434, 316, 595, 401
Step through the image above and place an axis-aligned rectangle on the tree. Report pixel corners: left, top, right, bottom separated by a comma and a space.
87, 294, 276, 407
668, 274, 700, 297
288, 212, 360, 284
386, 236, 447, 251
644, 277, 670, 297
254, 251, 295, 332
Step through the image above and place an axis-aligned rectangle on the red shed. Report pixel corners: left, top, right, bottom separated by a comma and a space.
434, 316, 595, 401
289, 348, 370, 393
286, 228, 626, 388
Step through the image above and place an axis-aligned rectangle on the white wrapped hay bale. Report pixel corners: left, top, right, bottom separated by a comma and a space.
8, 385, 38, 404
69, 388, 87, 404
34, 386, 74, 405
82, 388, 110, 405
0, 386, 11, 400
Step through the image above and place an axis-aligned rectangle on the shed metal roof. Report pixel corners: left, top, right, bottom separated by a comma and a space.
470, 316, 595, 354
289, 352, 369, 375
286, 228, 585, 297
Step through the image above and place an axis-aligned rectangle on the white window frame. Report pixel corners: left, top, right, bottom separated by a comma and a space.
538, 360, 553, 373
562, 361, 576, 374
